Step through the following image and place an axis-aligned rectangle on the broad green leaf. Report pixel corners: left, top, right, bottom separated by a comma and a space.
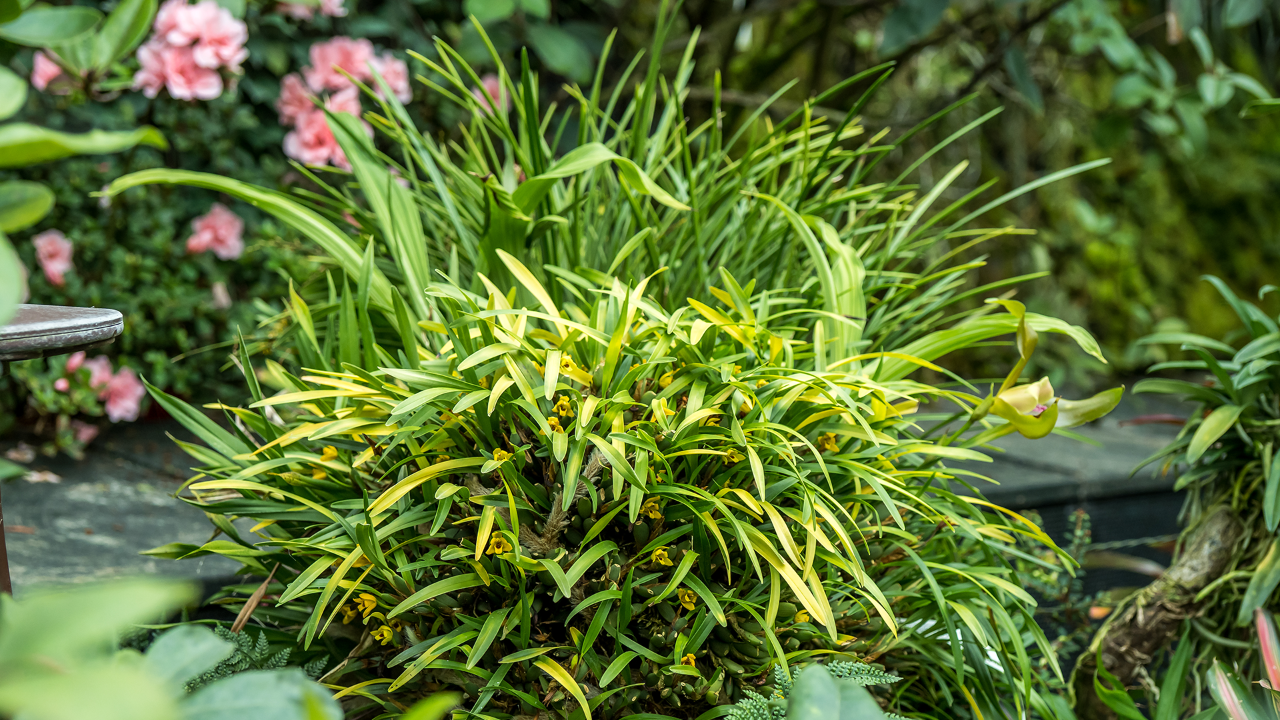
90, 0, 156, 69
182, 669, 342, 720
1187, 404, 1242, 463
389, 573, 486, 618
143, 626, 234, 687
0, 124, 166, 168
0, 180, 53, 232
0, 67, 27, 121
0, 5, 100, 46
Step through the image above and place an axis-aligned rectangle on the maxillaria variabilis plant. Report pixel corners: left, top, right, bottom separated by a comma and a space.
143, 246, 1122, 719
102, 4, 1125, 717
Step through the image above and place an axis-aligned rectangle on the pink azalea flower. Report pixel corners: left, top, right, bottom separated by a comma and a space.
163, 44, 224, 100
282, 95, 368, 170
302, 36, 374, 92
472, 73, 507, 114
134, 40, 223, 100
54, 378, 70, 392
186, 2, 248, 70
278, 0, 345, 18
31, 51, 63, 92
133, 39, 168, 98
325, 85, 362, 116
371, 53, 410, 103
83, 356, 114, 389
71, 420, 100, 444
211, 281, 232, 309
277, 73, 314, 126
186, 203, 244, 260
284, 108, 340, 166
65, 351, 85, 374
32, 230, 73, 287
101, 367, 146, 423
154, 0, 186, 41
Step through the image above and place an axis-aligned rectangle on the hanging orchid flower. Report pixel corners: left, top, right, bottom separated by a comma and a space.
975, 299, 1124, 440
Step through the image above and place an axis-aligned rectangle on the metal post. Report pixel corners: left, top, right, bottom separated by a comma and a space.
1, 360, 9, 595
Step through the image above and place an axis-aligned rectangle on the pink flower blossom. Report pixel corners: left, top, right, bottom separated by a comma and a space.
278, 0, 346, 19
303, 36, 374, 92
134, 40, 223, 100
282, 95, 368, 170
277, 73, 314, 125
71, 420, 99, 444
158, 0, 247, 69
101, 367, 146, 423
84, 356, 113, 389
472, 73, 507, 114
133, 39, 168, 98
162, 44, 224, 100
186, 203, 244, 260
31, 51, 63, 92
371, 53, 410, 103
66, 351, 85, 374
211, 281, 232, 309
154, 0, 186, 41
32, 230, 73, 287
284, 108, 340, 166
54, 378, 70, 392
325, 85, 362, 116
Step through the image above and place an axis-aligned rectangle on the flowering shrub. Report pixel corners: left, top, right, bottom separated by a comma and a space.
2, 0, 609, 456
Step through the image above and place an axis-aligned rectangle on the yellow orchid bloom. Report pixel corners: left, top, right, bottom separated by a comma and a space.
651, 547, 673, 566
658, 370, 675, 389
320, 445, 338, 462
492, 448, 512, 464
553, 395, 575, 417
681, 653, 697, 667
640, 498, 663, 520
794, 610, 811, 624
677, 588, 698, 610
311, 468, 327, 480
817, 433, 840, 453
354, 592, 378, 618
723, 448, 744, 464
371, 625, 394, 645
546, 416, 564, 434
486, 534, 513, 555
339, 604, 359, 624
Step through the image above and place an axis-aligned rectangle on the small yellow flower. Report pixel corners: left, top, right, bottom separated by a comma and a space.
723, 448, 745, 465
312, 468, 327, 480
492, 448, 512, 464
732, 365, 742, 375
681, 653, 697, 667
651, 547, 673, 566
739, 400, 751, 415
659, 370, 675, 389
354, 592, 378, 618
433, 455, 449, 465
703, 417, 719, 427
561, 356, 578, 374
677, 588, 698, 611
656, 397, 677, 417
487, 534, 513, 555
389, 618, 403, 632
479, 376, 490, 389
353, 555, 370, 568
795, 610, 810, 624
371, 625, 394, 645
554, 395, 575, 417
320, 446, 338, 462
340, 605, 359, 624
817, 433, 839, 453
756, 379, 768, 388
655, 471, 667, 484
640, 498, 663, 520
546, 416, 564, 433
